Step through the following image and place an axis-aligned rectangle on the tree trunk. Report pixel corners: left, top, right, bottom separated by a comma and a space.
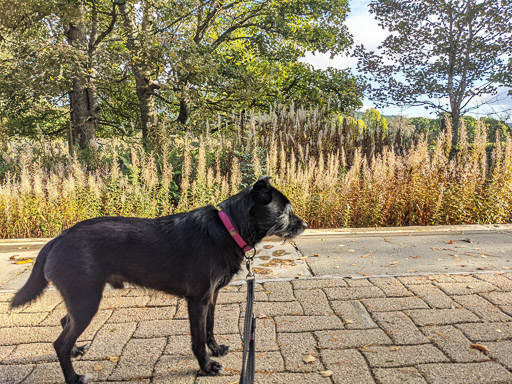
119, 1, 160, 150
177, 97, 190, 125
65, 4, 99, 150
450, 108, 461, 157
68, 77, 98, 150
135, 75, 159, 146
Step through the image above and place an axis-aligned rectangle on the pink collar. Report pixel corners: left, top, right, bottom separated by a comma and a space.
218, 210, 253, 253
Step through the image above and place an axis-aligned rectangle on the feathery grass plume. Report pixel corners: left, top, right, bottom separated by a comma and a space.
177, 140, 192, 212
141, 153, 158, 191
230, 157, 242, 195
1, 107, 512, 237
252, 145, 262, 178
192, 136, 210, 206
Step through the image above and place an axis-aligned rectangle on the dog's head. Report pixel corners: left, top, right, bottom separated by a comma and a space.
249, 176, 307, 240
219, 176, 307, 243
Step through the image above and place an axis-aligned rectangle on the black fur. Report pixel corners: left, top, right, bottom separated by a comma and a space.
11, 177, 306, 384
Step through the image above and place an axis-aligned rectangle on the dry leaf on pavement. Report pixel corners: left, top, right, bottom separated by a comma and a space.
470, 344, 489, 352
303, 354, 316, 363
319, 370, 333, 377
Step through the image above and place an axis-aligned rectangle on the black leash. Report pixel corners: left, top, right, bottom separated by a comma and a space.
240, 251, 256, 384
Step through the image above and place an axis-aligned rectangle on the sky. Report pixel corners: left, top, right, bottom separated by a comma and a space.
304, 0, 512, 121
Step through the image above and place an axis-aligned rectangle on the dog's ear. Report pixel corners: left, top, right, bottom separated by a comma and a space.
257, 175, 272, 185
251, 177, 272, 205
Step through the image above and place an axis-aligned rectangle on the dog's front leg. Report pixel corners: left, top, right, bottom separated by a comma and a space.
187, 299, 223, 376
207, 290, 230, 356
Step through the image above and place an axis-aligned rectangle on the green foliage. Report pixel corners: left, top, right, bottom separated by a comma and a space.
362, 108, 388, 133
0, 0, 362, 142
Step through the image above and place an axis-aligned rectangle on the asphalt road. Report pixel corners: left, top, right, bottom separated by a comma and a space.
1, 224, 512, 291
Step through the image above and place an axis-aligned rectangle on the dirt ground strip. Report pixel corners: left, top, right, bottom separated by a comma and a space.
2, 273, 512, 383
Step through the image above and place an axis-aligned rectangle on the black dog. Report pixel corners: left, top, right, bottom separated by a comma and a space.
11, 177, 306, 383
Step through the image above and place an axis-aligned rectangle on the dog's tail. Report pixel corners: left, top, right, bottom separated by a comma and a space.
10, 239, 53, 309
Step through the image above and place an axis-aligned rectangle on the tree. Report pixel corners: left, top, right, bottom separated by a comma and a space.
117, 0, 163, 149
1, 0, 362, 149
0, 0, 117, 149
65, 0, 117, 149
115, 0, 360, 142
355, 0, 512, 153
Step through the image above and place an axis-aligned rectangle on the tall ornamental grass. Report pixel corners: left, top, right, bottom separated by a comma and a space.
0, 106, 511, 238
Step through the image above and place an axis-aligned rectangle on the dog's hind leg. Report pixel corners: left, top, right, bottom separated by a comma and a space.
206, 290, 229, 357
187, 298, 223, 376
54, 286, 102, 384
60, 315, 89, 358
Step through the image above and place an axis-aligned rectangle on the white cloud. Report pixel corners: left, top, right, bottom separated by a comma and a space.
303, 52, 357, 70
345, 4, 386, 52
304, 1, 386, 71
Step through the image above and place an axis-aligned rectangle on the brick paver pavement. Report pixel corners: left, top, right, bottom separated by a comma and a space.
2, 273, 512, 383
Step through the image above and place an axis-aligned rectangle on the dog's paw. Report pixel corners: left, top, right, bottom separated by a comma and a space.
199, 360, 224, 376
70, 374, 91, 384
71, 344, 89, 358
210, 344, 230, 357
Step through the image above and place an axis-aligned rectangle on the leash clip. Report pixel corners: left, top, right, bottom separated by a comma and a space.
245, 249, 256, 279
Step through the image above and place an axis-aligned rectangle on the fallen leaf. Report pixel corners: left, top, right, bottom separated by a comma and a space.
389, 346, 400, 351
470, 344, 489, 352
303, 354, 316, 363
447, 241, 454, 244
435, 331, 450, 340
412, 256, 421, 259
261, 259, 296, 267
93, 365, 103, 371
272, 249, 289, 257
224, 367, 242, 375
108, 356, 120, 363
253, 268, 272, 275
312, 253, 320, 257
348, 249, 355, 252
258, 256, 271, 260
319, 370, 333, 377
263, 245, 274, 249
14, 258, 33, 264
299, 256, 308, 260
257, 313, 270, 319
